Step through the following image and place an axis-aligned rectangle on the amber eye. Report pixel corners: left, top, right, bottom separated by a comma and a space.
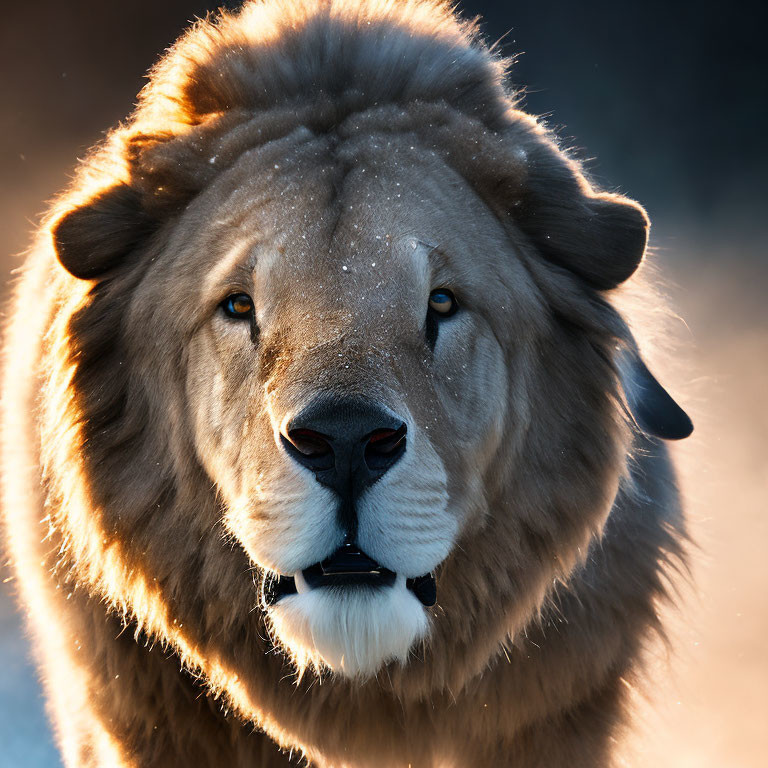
221, 293, 253, 319
428, 288, 457, 317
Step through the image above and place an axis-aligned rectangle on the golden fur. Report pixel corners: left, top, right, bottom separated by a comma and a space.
1, 1, 690, 765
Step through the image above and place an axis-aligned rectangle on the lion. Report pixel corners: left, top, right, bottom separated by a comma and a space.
1, 1, 693, 766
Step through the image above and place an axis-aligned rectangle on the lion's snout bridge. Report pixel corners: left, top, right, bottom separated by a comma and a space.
282, 395, 407, 529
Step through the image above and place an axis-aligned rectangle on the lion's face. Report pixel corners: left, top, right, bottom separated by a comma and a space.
122, 129, 545, 675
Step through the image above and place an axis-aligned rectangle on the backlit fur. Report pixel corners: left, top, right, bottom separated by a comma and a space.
2, 2, 686, 766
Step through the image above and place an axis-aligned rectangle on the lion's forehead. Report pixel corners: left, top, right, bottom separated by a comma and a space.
179, 132, 515, 315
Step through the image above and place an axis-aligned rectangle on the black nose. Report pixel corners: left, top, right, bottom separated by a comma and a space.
282, 396, 407, 500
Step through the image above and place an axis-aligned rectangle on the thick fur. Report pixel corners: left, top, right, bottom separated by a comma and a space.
1, 1, 687, 766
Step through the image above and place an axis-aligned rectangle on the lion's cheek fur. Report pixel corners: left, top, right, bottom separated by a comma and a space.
266, 576, 429, 677
223, 464, 343, 575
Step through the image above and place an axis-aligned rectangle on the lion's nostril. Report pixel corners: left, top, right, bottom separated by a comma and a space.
282, 428, 335, 473
286, 428, 333, 458
367, 429, 397, 446
365, 424, 407, 469
366, 425, 406, 454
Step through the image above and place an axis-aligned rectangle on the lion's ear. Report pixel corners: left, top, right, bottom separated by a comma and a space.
52, 183, 154, 280
618, 348, 693, 440
513, 134, 649, 291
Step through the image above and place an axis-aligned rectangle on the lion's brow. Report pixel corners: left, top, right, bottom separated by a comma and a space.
409, 238, 443, 264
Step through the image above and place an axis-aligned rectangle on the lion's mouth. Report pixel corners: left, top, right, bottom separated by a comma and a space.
263, 542, 436, 607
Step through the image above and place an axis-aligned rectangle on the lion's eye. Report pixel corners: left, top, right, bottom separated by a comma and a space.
222, 293, 253, 319
428, 289, 457, 317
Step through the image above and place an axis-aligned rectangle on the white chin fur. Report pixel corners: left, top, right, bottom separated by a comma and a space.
267, 574, 429, 677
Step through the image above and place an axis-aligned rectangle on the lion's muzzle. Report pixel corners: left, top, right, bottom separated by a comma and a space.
257, 396, 449, 675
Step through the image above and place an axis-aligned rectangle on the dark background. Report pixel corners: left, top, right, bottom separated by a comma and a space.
1, 2, 765, 766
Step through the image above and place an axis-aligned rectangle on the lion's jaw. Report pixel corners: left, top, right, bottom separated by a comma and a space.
268, 573, 429, 677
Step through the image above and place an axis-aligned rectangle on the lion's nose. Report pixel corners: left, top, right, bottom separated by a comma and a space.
281, 396, 407, 499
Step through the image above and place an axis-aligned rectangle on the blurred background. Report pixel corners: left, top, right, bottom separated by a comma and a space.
1, 1, 765, 766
